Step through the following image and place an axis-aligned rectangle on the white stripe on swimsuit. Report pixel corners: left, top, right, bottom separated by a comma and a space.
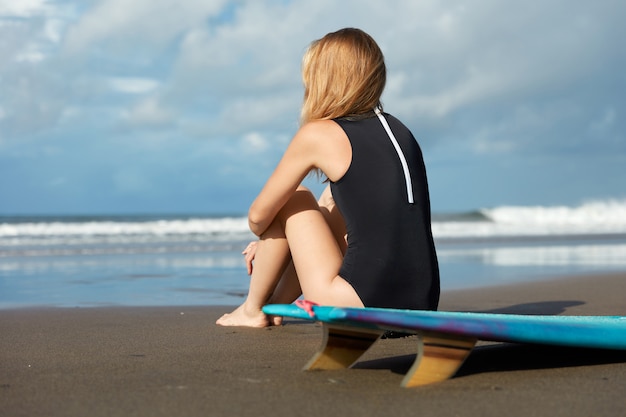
374, 107, 414, 204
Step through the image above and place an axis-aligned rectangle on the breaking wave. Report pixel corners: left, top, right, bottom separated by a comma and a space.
2, 199, 626, 256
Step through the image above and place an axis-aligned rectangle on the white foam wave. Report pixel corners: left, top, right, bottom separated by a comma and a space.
433, 199, 626, 239
0, 217, 251, 238
2, 200, 626, 243
483, 199, 626, 227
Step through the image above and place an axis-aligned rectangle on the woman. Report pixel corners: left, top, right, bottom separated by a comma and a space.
217, 28, 439, 327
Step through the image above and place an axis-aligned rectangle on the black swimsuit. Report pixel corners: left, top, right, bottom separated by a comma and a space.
330, 111, 439, 310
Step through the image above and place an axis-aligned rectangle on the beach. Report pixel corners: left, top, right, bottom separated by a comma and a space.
2, 272, 625, 417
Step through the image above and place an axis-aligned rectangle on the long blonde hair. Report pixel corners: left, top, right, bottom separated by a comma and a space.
300, 28, 386, 125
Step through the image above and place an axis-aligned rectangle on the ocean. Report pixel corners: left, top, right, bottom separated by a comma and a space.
2, 200, 626, 309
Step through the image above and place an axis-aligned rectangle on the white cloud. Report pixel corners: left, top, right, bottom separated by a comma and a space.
242, 132, 270, 152
63, 0, 229, 53
43, 18, 64, 43
15, 47, 46, 63
0, 0, 47, 17
109, 77, 160, 94
2, 0, 625, 151
120, 96, 174, 128
0, 1, 75, 65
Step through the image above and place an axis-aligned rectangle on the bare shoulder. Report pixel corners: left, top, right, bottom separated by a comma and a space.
295, 120, 351, 182
296, 119, 345, 142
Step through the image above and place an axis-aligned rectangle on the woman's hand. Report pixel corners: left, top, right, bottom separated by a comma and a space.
242, 241, 258, 275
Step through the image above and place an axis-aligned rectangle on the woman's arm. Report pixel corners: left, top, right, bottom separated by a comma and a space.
247, 120, 350, 236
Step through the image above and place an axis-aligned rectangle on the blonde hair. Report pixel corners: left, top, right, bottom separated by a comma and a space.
300, 28, 386, 125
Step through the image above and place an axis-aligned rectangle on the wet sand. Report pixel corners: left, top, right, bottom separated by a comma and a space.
2, 272, 626, 417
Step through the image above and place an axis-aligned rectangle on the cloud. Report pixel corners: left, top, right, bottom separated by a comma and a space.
109, 77, 160, 94
0, 0, 625, 214
371, 2, 626, 155
119, 96, 175, 129
0, 0, 47, 17
62, 0, 229, 53
241, 132, 270, 153
5, 0, 621, 151
0, 1, 76, 62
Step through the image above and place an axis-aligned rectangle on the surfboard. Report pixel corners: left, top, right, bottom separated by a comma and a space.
262, 302, 626, 387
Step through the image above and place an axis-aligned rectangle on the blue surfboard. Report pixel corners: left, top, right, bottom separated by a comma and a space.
262, 303, 626, 387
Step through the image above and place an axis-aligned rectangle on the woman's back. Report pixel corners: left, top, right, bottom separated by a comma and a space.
330, 112, 440, 310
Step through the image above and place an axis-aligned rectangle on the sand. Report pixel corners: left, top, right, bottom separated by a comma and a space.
1, 272, 626, 417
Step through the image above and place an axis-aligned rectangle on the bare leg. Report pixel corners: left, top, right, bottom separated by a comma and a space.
318, 184, 348, 255
281, 188, 360, 306
265, 262, 301, 326
216, 219, 291, 327
267, 185, 345, 306
216, 186, 362, 327
268, 261, 301, 304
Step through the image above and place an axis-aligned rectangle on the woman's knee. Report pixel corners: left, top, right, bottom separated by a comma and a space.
276, 186, 320, 225
287, 186, 318, 209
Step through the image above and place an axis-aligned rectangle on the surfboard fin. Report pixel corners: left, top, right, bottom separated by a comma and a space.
303, 324, 476, 386
304, 324, 384, 370
402, 332, 476, 387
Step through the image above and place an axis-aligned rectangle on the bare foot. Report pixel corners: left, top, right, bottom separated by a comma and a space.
216, 303, 271, 328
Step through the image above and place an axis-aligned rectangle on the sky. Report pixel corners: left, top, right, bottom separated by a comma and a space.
0, 0, 625, 215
